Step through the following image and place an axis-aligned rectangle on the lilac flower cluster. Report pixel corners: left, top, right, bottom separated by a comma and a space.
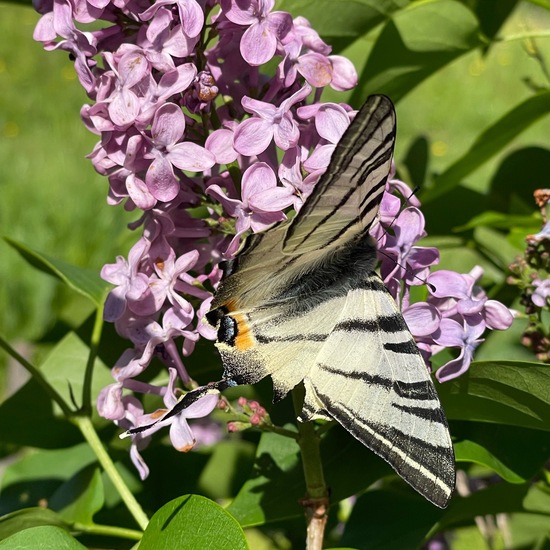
508, 189, 550, 362
33, 0, 512, 477
371, 178, 513, 382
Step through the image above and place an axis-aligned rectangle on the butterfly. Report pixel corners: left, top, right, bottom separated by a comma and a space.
131, 95, 455, 508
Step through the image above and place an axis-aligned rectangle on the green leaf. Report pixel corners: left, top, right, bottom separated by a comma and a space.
341, 489, 444, 550
0, 525, 86, 549
473, 225, 524, 270
0, 444, 98, 515
525, 0, 550, 10
49, 466, 104, 525
39, 331, 112, 414
471, 0, 518, 40
139, 495, 248, 550
424, 91, 550, 202
438, 360, 550, 431
227, 425, 393, 528
4, 237, 108, 306
455, 439, 524, 484
355, 0, 481, 102
438, 482, 550, 532
321, 426, 393, 504
197, 440, 256, 500
0, 378, 80, 449
0, 508, 70, 542
455, 211, 541, 232
393, 0, 480, 52
453, 423, 550, 484
0, 330, 112, 448
277, 0, 403, 41
226, 429, 303, 527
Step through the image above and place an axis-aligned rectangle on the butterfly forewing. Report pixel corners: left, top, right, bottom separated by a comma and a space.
283, 95, 395, 255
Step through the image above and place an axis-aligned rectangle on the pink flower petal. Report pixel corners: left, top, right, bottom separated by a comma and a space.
109, 88, 140, 127
233, 118, 274, 156
223, 0, 259, 25
329, 55, 358, 91
273, 113, 299, 150
403, 303, 441, 337
145, 155, 180, 201
315, 104, 349, 143
206, 128, 238, 164
167, 142, 215, 172
248, 186, 294, 212
170, 417, 196, 451
428, 271, 472, 299
242, 162, 276, 202
151, 103, 184, 147
118, 51, 149, 88
178, 0, 204, 38
241, 19, 277, 65
206, 184, 242, 217
297, 52, 332, 87
303, 143, 335, 172
484, 300, 514, 330
126, 174, 157, 210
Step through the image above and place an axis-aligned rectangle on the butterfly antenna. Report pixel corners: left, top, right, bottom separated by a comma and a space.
376, 248, 436, 292
120, 379, 237, 438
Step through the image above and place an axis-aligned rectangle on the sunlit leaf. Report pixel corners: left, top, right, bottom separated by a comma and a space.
49, 466, 104, 525
0, 525, 86, 549
4, 237, 108, 306
438, 361, 550, 431
139, 495, 247, 549
424, 91, 550, 202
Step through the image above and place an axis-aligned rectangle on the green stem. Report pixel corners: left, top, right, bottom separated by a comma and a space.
228, 411, 300, 439
0, 334, 73, 417
292, 384, 329, 550
74, 416, 149, 531
73, 522, 142, 541
497, 30, 550, 43
260, 422, 300, 440
81, 302, 105, 414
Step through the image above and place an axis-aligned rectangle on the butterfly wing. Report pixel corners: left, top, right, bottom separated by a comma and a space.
300, 273, 455, 508
283, 95, 395, 255
211, 95, 395, 313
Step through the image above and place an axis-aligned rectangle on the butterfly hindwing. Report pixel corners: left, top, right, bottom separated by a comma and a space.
300, 273, 455, 508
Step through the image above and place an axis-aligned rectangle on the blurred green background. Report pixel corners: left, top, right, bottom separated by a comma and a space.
0, 0, 549, 367
0, 4, 135, 352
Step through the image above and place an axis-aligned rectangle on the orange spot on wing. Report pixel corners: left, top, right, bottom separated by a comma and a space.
224, 299, 238, 312
233, 313, 255, 351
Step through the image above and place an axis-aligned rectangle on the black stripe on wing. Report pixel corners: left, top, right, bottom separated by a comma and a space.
315, 391, 454, 507
317, 364, 442, 406
283, 95, 396, 253
334, 314, 406, 333
317, 363, 393, 388
383, 340, 418, 354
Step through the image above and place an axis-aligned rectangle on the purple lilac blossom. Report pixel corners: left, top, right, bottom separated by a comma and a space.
34, 0, 512, 476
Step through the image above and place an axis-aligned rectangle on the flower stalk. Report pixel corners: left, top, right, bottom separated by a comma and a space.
292, 384, 329, 550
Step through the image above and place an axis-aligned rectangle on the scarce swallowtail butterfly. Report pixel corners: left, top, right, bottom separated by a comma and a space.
134, 95, 456, 508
